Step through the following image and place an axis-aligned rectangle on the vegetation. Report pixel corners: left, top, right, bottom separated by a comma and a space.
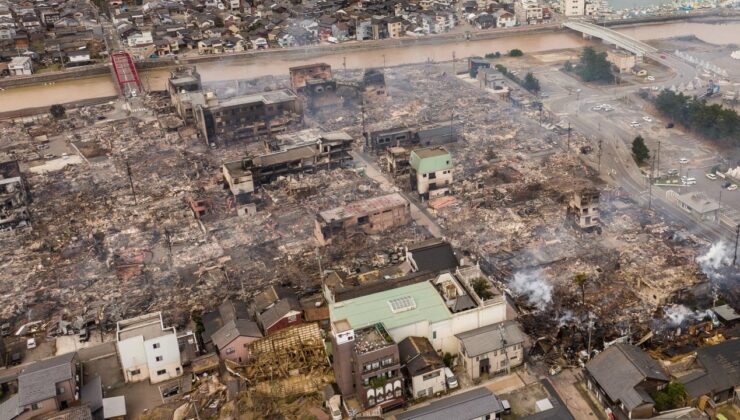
522, 72, 541, 93
577, 47, 614, 83
652, 383, 688, 412
369, 376, 387, 388
485, 52, 502, 59
471, 277, 494, 300
50, 104, 66, 119
562, 60, 574, 72
632, 135, 650, 164
654, 90, 740, 145
509, 49, 524, 57
573, 273, 589, 305
443, 352, 455, 368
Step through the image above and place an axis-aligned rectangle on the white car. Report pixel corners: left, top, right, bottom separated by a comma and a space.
706, 173, 717, 180
729, 184, 738, 191
642, 116, 653, 122
27, 338, 36, 349
679, 158, 689, 164
646, 76, 655, 81
444, 367, 458, 389
630, 121, 641, 128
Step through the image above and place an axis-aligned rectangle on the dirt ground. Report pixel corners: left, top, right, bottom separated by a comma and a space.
499, 382, 549, 419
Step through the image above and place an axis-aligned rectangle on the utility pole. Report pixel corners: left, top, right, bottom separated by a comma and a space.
567, 122, 571, 151
733, 224, 739, 266
597, 138, 603, 173
718, 186, 723, 224
452, 51, 456, 76
648, 152, 655, 210
125, 159, 137, 205
342, 56, 346, 76
382, 54, 386, 69
450, 109, 454, 140
316, 247, 323, 283
587, 314, 593, 361
655, 141, 661, 178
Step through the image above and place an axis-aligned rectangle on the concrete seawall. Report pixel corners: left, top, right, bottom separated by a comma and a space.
0, 95, 118, 119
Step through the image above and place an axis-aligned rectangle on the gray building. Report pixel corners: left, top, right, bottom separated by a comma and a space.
680, 339, 739, 405
456, 320, 526, 380
395, 386, 504, 420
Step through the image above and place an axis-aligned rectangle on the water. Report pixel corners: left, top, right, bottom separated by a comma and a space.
0, 21, 738, 113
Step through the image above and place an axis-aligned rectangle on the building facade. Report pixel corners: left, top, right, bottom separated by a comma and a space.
116, 312, 183, 384
456, 320, 526, 380
315, 193, 411, 245
568, 188, 600, 230
409, 147, 454, 200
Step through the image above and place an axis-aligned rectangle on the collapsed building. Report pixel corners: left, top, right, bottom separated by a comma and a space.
289, 63, 333, 92
314, 193, 411, 245
222, 129, 353, 215
365, 122, 462, 153
0, 160, 30, 233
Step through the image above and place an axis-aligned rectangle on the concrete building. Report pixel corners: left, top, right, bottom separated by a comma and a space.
607, 49, 637, 73
493, 10, 516, 28
0, 160, 30, 233
331, 321, 405, 413
410, 147, 453, 200
562, 0, 585, 16
367, 123, 462, 153
396, 387, 504, 420
515, 0, 543, 24
288, 63, 332, 92
116, 312, 183, 384
8, 56, 32, 76
194, 89, 303, 146
387, 17, 404, 38
398, 336, 446, 399
586, 343, 669, 419
456, 320, 526, 380
315, 193, 411, 245
568, 188, 600, 230
674, 192, 720, 222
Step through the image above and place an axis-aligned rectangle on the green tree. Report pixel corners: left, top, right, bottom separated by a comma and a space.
573, 273, 588, 305
50, 104, 66, 119
632, 135, 650, 164
509, 49, 523, 57
443, 352, 455, 368
652, 383, 688, 411
522, 72, 540, 93
562, 60, 574, 72
578, 47, 613, 83
471, 278, 494, 300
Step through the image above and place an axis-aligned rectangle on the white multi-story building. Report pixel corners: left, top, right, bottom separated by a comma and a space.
563, 0, 585, 16
116, 312, 183, 384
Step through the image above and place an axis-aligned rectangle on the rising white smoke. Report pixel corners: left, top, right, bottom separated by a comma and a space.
663, 304, 717, 326
510, 269, 553, 311
696, 241, 733, 280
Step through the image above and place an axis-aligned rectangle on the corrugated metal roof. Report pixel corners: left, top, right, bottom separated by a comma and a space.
395, 387, 502, 420
410, 147, 453, 174
456, 320, 526, 357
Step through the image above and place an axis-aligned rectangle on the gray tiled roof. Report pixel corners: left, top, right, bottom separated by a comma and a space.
18, 352, 76, 406
398, 336, 443, 377
455, 320, 526, 358
586, 344, 668, 411
396, 387, 503, 420
257, 297, 300, 330
212, 319, 262, 350
682, 339, 740, 399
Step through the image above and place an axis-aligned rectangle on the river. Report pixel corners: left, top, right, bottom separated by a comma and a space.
1, 20, 738, 113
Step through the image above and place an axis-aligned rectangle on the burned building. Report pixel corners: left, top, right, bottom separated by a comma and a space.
0, 160, 30, 233
194, 90, 303, 147
289, 63, 333, 92
385, 146, 412, 177
362, 69, 387, 101
222, 129, 353, 215
167, 66, 202, 99
409, 147, 453, 200
331, 321, 405, 413
468, 57, 491, 78
304, 78, 344, 111
568, 188, 600, 230
315, 193, 411, 245
365, 122, 462, 153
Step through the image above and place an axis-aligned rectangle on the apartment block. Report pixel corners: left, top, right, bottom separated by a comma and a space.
116, 312, 183, 384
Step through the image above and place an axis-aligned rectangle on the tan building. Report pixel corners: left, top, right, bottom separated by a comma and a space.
456, 320, 526, 380
289, 63, 333, 92
387, 17, 404, 38
607, 49, 636, 73
568, 188, 600, 230
562, 0, 584, 16
315, 193, 411, 245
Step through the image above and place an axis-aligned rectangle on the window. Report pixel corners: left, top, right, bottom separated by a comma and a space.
31, 403, 40, 410
358, 215, 369, 225
382, 357, 394, 366
156, 356, 163, 362
364, 363, 373, 372
422, 371, 441, 381
417, 389, 427, 398
388, 296, 416, 313
152, 343, 161, 349
372, 361, 380, 370
432, 331, 437, 339
57, 385, 65, 395
288, 313, 297, 322
428, 172, 436, 180
225, 348, 235, 355
130, 369, 141, 375
157, 369, 167, 376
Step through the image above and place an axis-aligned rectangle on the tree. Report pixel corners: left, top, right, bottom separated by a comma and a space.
578, 47, 613, 83
522, 72, 540, 93
632, 135, 650, 164
562, 60, 574, 72
443, 352, 455, 368
652, 383, 688, 411
471, 278, 494, 300
50, 104, 66, 119
509, 49, 523, 57
573, 273, 588, 306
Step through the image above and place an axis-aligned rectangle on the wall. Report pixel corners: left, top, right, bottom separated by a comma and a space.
144, 332, 183, 384
16, 397, 57, 420
461, 343, 524, 380
118, 336, 150, 383
0, 65, 108, 89
411, 368, 446, 398
265, 311, 303, 335
218, 335, 259, 364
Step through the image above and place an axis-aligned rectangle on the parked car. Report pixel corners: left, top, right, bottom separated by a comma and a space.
501, 399, 512, 414
10, 352, 22, 366
26, 338, 36, 349
79, 327, 89, 342
0, 323, 11, 336
444, 367, 458, 389
328, 395, 342, 420
729, 184, 738, 191
679, 158, 689, 164
722, 181, 732, 189
665, 122, 674, 128
706, 173, 717, 180
642, 116, 653, 122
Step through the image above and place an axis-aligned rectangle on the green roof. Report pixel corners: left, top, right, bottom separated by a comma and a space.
330, 281, 451, 331
410, 147, 453, 174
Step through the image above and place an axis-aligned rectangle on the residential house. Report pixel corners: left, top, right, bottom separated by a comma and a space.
674, 192, 720, 222
493, 9, 515, 27
66, 50, 91, 65
409, 146, 453, 200
514, 0, 542, 25
387, 16, 404, 38
8, 56, 32, 75
250, 285, 303, 335
200, 298, 250, 351
562, 0, 585, 16
680, 339, 739, 405
398, 336, 446, 399
585, 343, 670, 419
474, 12, 496, 29
11, 353, 79, 419
116, 312, 183, 384
456, 320, 526, 380
211, 319, 263, 363
396, 387, 504, 420
315, 193, 411, 245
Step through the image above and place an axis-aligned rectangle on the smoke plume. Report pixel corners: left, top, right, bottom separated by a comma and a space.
696, 241, 733, 280
663, 304, 717, 326
510, 269, 553, 310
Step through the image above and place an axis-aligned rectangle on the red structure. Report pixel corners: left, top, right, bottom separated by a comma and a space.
110, 51, 142, 96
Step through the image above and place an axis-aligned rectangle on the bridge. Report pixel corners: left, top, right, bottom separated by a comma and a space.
110, 51, 143, 97
563, 21, 658, 58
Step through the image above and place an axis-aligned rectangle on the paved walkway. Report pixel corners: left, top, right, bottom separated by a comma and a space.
549, 368, 605, 420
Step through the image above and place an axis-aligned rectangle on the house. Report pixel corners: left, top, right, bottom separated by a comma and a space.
409, 147, 454, 200
315, 193, 411, 245
331, 321, 405, 412
679, 339, 739, 405
211, 319, 263, 363
200, 298, 251, 352
7, 353, 80, 419
585, 343, 670, 419
514, 0, 542, 24
250, 285, 303, 335
387, 16, 404, 38
8, 56, 32, 76
674, 192, 720, 222
395, 386, 504, 420
456, 320, 526, 380
398, 336, 446, 399
562, 0, 585, 16
66, 50, 91, 65
468, 57, 490, 78
116, 312, 183, 384
493, 10, 515, 27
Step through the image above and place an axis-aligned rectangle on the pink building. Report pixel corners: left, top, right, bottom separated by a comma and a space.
211, 319, 263, 364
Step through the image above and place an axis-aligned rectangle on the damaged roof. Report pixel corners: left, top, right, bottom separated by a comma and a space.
398, 336, 444, 377
681, 339, 740, 399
